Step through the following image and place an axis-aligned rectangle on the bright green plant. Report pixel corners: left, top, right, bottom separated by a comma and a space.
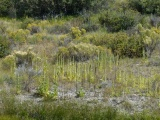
76, 87, 85, 98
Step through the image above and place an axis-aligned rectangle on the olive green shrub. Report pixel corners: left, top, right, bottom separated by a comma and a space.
137, 24, 160, 57
53, 43, 104, 62
79, 32, 144, 58
27, 23, 41, 35
109, 32, 144, 58
8, 29, 30, 44
14, 49, 35, 68
99, 9, 138, 32
21, 18, 34, 29
129, 0, 160, 15
70, 27, 86, 39
1, 55, 15, 71
0, 35, 10, 58
47, 25, 70, 34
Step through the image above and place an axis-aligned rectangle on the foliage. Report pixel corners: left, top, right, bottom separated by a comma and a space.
70, 27, 86, 39
1, 55, 15, 71
0, 35, 10, 58
129, 0, 160, 15
99, 9, 138, 32
14, 49, 35, 68
0, 21, 7, 34
27, 23, 41, 35
80, 32, 144, 58
108, 32, 144, 58
0, 0, 12, 17
0, 0, 93, 18
21, 18, 34, 29
76, 87, 85, 98
0, 94, 160, 120
137, 24, 160, 57
46, 24, 70, 34
8, 29, 30, 44
54, 43, 104, 62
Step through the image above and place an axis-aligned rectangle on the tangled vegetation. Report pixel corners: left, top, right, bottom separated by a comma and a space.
0, 0, 160, 119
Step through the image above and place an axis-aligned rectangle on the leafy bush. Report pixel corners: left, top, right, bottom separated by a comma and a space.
137, 24, 160, 57
27, 23, 41, 35
53, 43, 104, 62
58, 34, 72, 46
14, 49, 35, 68
82, 22, 100, 32
109, 32, 144, 58
80, 32, 144, 58
8, 29, 30, 44
99, 9, 138, 32
129, 0, 160, 15
21, 18, 34, 29
70, 27, 86, 39
0, 21, 7, 34
46, 25, 70, 34
1, 55, 15, 70
0, 35, 10, 58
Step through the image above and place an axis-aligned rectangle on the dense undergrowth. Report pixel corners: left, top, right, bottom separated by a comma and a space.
0, 0, 160, 119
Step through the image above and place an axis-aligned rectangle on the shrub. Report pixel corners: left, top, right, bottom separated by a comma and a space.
53, 43, 104, 62
91, 32, 115, 47
109, 32, 144, 58
27, 23, 41, 35
70, 27, 86, 39
28, 32, 46, 44
8, 29, 30, 44
58, 34, 72, 46
0, 35, 10, 58
21, 18, 34, 29
14, 49, 35, 68
82, 32, 144, 58
0, 21, 7, 34
82, 22, 100, 32
137, 24, 160, 57
1, 55, 15, 70
129, 0, 160, 15
99, 9, 138, 32
68, 43, 102, 61
46, 24, 70, 34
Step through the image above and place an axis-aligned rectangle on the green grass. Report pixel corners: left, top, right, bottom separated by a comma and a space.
0, 96, 160, 120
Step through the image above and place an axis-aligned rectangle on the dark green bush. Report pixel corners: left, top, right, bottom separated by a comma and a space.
21, 18, 34, 29
99, 9, 138, 32
109, 32, 144, 58
46, 25, 70, 34
82, 22, 100, 32
83, 32, 144, 58
0, 36, 10, 58
129, 0, 160, 15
